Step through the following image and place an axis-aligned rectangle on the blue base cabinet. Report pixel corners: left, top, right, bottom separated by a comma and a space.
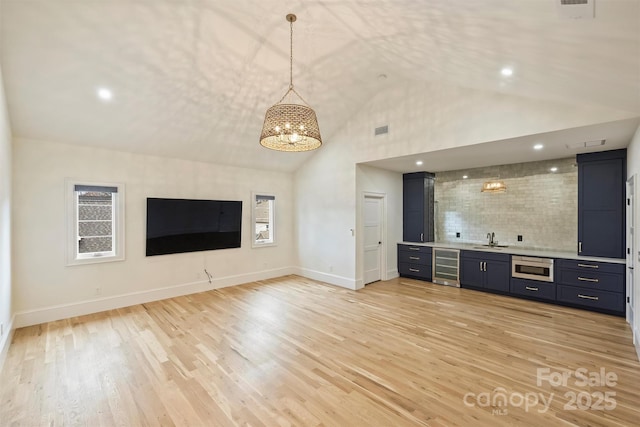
555, 259, 625, 315
510, 278, 555, 302
460, 250, 510, 292
398, 244, 432, 281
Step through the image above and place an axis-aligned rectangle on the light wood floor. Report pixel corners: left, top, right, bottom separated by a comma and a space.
1, 276, 639, 426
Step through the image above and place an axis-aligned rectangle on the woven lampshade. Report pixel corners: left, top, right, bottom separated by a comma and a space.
259, 103, 322, 152
260, 13, 322, 152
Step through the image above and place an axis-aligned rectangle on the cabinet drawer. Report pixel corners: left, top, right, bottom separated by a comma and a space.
510, 279, 555, 301
461, 250, 510, 263
398, 244, 432, 255
556, 285, 624, 313
398, 251, 431, 265
398, 263, 432, 280
557, 269, 624, 293
556, 259, 625, 275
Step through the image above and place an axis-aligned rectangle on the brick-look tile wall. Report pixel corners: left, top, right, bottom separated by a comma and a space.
434, 157, 577, 251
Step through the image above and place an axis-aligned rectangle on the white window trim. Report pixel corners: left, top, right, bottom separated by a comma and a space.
252, 191, 276, 248
65, 179, 125, 266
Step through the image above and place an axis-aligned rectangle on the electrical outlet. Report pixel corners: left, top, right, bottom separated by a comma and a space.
517, 235, 523, 242
456, 232, 461, 238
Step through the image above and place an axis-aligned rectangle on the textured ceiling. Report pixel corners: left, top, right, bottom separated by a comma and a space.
1, 0, 639, 172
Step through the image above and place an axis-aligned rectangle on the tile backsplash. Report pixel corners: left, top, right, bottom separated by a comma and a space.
434, 158, 577, 252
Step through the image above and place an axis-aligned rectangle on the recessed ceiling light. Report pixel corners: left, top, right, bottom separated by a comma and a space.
97, 88, 113, 101
501, 67, 513, 77
416, 160, 423, 166
550, 167, 558, 173
533, 143, 544, 150
463, 175, 468, 179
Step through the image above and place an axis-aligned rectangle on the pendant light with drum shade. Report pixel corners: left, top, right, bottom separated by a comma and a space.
259, 14, 322, 152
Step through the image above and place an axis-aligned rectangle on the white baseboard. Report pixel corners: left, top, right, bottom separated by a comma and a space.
635, 329, 640, 363
386, 269, 399, 280
14, 267, 296, 328
295, 268, 357, 290
0, 315, 15, 372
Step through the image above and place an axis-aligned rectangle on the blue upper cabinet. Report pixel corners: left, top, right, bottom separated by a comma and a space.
577, 149, 626, 259
403, 172, 435, 243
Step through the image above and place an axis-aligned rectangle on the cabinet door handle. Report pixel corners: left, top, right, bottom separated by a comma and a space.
577, 263, 598, 269
409, 247, 420, 251
479, 262, 483, 271
409, 268, 420, 272
409, 256, 420, 260
578, 294, 599, 301
579, 242, 582, 253
578, 277, 599, 283
525, 286, 539, 291
483, 262, 487, 272
420, 233, 424, 242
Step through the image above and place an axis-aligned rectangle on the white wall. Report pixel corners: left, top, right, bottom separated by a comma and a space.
12, 138, 295, 326
356, 164, 403, 287
0, 64, 14, 361
627, 124, 640, 360
354, 81, 638, 164
294, 127, 357, 289
295, 79, 637, 289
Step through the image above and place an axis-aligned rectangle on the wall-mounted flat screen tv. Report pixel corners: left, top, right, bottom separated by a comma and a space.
146, 198, 242, 256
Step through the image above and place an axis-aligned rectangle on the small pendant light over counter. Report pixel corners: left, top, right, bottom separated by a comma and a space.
481, 180, 507, 193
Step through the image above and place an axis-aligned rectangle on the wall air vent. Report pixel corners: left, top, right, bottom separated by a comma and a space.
558, 0, 594, 19
374, 125, 389, 136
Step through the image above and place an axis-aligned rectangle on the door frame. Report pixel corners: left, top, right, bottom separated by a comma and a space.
626, 175, 635, 330
362, 192, 387, 284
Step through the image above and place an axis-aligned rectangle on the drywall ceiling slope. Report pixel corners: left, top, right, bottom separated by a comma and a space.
1, 1, 638, 172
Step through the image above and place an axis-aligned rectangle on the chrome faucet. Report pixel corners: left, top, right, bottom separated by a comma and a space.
487, 232, 496, 247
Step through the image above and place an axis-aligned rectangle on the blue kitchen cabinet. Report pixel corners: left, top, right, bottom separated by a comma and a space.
577, 149, 626, 259
460, 250, 510, 292
403, 172, 435, 243
397, 244, 433, 281
555, 258, 625, 315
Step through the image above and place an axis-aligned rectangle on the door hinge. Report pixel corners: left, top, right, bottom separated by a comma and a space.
628, 297, 630, 303
628, 198, 631, 206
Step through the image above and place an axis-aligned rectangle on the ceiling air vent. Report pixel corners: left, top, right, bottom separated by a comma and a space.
558, 0, 595, 19
565, 139, 606, 150
374, 125, 389, 136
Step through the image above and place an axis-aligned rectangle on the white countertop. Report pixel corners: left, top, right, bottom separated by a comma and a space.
399, 241, 626, 264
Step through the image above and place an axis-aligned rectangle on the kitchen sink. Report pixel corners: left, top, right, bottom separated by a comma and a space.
473, 244, 509, 250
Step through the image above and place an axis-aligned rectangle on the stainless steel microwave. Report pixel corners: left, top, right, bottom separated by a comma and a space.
512, 255, 554, 282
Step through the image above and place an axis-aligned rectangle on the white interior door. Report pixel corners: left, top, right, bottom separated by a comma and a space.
627, 176, 635, 328
363, 196, 383, 285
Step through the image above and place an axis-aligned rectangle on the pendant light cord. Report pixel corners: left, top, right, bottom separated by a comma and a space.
276, 14, 311, 106
289, 18, 294, 89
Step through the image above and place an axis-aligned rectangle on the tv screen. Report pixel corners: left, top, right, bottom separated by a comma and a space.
146, 198, 242, 256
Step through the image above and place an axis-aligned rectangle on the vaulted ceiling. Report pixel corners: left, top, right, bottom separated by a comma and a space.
1, 0, 639, 172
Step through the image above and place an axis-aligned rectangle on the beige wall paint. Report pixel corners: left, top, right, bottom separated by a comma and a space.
12, 138, 295, 320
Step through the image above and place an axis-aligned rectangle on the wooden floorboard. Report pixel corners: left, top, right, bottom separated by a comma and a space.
1, 275, 639, 426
